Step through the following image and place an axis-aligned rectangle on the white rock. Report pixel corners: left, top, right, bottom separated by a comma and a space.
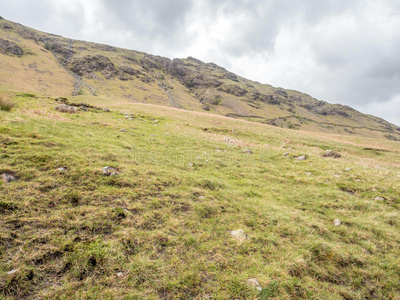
102, 166, 120, 176
247, 278, 262, 291
117, 272, 124, 277
243, 149, 253, 154
334, 175, 340, 178
374, 197, 385, 201
57, 167, 67, 172
345, 168, 351, 171
230, 229, 249, 240
1, 173, 17, 183
296, 155, 306, 160
7, 270, 17, 275
334, 219, 342, 226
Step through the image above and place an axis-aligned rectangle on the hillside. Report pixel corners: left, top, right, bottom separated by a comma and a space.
0, 17, 399, 140
1, 17, 400, 299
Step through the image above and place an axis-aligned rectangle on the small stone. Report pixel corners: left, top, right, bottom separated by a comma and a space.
199, 196, 205, 199
188, 163, 193, 167
119, 129, 126, 132
356, 179, 361, 182
345, 168, 351, 171
1, 173, 17, 183
243, 149, 253, 154
305, 172, 312, 175
334, 219, 342, 227
334, 175, 340, 178
296, 155, 306, 160
102, 166, 120, 176
7, 270, 18, 275
103, 107, 110, 112
322, 150, 341, 158
374, 197, 385, 201
247, 278, 262, 291
55, 104, 77, 114
230, 229, 249, 241
57, 167, 67, 172
283, 152, 289, 157
117, 272, 124, 277
372, 188, 378, 192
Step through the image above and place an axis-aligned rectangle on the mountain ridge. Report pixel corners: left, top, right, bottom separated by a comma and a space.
0, 16, 399, 140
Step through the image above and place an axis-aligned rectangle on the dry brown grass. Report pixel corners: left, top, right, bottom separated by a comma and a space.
0, 94, 15, 111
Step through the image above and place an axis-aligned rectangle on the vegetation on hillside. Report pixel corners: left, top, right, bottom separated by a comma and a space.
0, 92, 399, 299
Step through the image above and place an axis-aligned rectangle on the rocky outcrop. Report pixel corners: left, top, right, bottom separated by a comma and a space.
68, 55, 116, 77
217, 84, 248, 97
0, 38, 23, 57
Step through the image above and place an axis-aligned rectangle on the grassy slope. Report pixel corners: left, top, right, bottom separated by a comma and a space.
0, 91, 399, 299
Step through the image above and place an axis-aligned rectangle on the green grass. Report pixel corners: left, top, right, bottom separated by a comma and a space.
0, 92, 399, 299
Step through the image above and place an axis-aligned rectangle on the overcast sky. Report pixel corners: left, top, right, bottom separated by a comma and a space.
1, 0, 400, 125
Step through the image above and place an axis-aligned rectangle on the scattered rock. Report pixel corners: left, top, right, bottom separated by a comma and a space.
1, 173, 17, 183
230, 229, 249, 241
295, 155, 306, 160
345, 168, 351, 171
372, 188, 378, 192
119, 129, 126, 132
57, 167, 67, 173
55, 104, 78, 114
102, 166, 120, 176
103, 107, 110, 112
247, 278, 262, 291
334, 175, 340, 178
356, 179, 361, 182
243, 149, 253, 154
283, 152, 289, 157
305, 172, 312, 175
334, 219, 342, 227
117, 272, 124, 277
322, 150, 341, 158
374, 197, 385, 201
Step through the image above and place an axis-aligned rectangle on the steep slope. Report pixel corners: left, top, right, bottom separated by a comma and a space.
1, 17, 399, 140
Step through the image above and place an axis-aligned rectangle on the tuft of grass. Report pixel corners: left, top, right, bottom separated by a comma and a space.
0, 94, 15, 111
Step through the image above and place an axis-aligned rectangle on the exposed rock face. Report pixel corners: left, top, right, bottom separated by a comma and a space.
0, 23, 13, 30
68, 55, 115, 77
251, 92, 281, 105
119, 65, 142, 76
0, 38, 23, 56
46, 42, 75, 59
218, 84, 248, 97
